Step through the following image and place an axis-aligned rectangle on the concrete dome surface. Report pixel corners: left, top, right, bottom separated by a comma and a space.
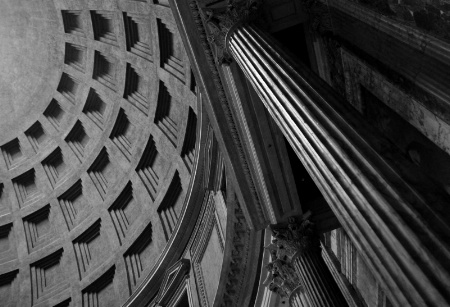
0, 0, 63, 143
0, 1, 199, 306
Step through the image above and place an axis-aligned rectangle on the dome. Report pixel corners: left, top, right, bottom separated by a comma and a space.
0, 0, 63, 143
0, 1, 201, 306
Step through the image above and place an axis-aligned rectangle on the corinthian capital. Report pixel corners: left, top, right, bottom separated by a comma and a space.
264, 217, 315, 297
198, 0, 261, 65
269, 217, 318, 260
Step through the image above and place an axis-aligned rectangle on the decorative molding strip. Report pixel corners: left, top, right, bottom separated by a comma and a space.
202, 125, 216, 190
188, 0, 267, 227
190, 191, 225, 307
154, 259, 190, 306
218, 202, 252, 307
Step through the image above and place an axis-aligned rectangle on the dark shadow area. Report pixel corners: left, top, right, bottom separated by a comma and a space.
272, 23, 311, 68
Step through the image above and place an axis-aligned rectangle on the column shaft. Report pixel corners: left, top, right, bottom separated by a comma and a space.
293, 249, 347, 307
289, 285, 311, 307
228, 24, 450, 306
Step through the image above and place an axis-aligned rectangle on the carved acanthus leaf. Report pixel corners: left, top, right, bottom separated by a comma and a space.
265, 217, 317, 297
198, 0, 262, 65
270, 217, 317, 259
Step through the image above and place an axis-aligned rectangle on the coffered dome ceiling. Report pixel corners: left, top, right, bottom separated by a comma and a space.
0, 0, 200, 306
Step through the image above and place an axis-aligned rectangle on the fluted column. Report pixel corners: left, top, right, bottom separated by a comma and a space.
229, 16, 450, 307
292, 248, 345, 307
289, 285, 311, 307
196, 1, 450, 306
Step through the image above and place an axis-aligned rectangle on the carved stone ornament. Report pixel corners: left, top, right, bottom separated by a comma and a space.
198, 0, 261, 65
269, 216, 317, 259
264, 217, 316, 297
264, 257, 300, 298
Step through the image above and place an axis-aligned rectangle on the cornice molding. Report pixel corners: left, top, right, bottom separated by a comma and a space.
216, 200, 257, 307
188, 0, 268, 229
155, 259, 191, 306
190, 191, 225, 307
